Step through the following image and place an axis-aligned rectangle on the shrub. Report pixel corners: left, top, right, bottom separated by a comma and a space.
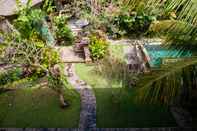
0, 67, 23, 86
96, 55, 139, 89
14, 9, 44, 39
89, 35, 109, 60
41, 47, 60, 69
53, 15, 74, 45
42, 0, 56, 14
111, 12, 156, 37
56, 26, 74, 45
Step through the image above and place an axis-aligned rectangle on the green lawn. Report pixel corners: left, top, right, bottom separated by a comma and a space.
75, 63, 177, 128
0, 85, 80, 127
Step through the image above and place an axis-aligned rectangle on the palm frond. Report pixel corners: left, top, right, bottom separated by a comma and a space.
149, 20, 197, 47
137, 58, 197, 104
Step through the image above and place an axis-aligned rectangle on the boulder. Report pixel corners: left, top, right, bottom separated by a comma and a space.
0, 0, 43, 16
0, 19, 18, 33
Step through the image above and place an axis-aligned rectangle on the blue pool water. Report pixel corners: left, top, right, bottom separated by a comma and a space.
144, 44, 192, 67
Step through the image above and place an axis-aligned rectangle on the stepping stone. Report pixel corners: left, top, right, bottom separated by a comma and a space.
84, 47, 92, 63
66, 64, 96, 130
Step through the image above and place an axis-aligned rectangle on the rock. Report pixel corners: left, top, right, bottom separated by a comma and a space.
75, 19, 89, 28
0, 19, 13, 33
0, 0, 43, 16
0, 19, 20, 36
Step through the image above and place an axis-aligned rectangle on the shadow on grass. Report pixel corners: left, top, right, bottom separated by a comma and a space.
75, 63, 177, 128
0, 87, 80, 128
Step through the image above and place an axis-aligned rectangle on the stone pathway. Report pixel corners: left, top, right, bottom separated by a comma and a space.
65, 63, 96, 131
55, 46, 85, 63
59, 19, 96, 130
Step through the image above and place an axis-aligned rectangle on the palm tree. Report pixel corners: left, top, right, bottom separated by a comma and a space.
123, 0, 197, 105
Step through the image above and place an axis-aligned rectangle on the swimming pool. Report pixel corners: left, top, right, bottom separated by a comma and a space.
144, 43, 192, 67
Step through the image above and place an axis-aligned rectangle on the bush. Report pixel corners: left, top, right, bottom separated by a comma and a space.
0, 67, 23, 86
41, 47, 60, 69
53, 15, 74, 45
96, 55, 139, 88
56, 26, 74, 45
111, 12, 156, 37
89, 35, 109, 60
14, 9, 44, 39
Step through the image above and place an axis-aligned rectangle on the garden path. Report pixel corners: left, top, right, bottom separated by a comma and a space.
55, 19, 96, 130
59, 19, 160, 130
65, 63, 96, 131
55, 46, 85, 63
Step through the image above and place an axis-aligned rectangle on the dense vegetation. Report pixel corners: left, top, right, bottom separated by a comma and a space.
0, 0, 197, 128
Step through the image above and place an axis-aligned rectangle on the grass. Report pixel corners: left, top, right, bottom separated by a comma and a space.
75, 63, 177, 128
0, 83, 80, 127
109, 44, 127, 61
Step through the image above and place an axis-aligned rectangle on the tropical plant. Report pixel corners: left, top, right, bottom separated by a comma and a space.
14, 0, 43, 37
43, 0, 56, 14
97, 54, 138, 88
1, 0, 69, 107
53, 15, 74, 45
121, 0, 197, 106
0, 67, 23, 86
63, 0, 90, 18
89, 34, 109, 60
111, 11, 156, 37
14, 1, 55, 46
1, 30, 69, 107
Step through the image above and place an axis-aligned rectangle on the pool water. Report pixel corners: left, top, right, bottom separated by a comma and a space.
144, 44, 192, 67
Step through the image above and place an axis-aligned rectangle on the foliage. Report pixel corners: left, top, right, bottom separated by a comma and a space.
111, 11, 156, 37
0, 32, 63, 93
43, 0, 56, 14
137, 58, 197, 105
48, 66, 70, 94
121, 0, 197, 105
83, 1, 157, 38
150, 20, 197, 47
63, 0, 90, 18
0, 0, 70, 108
124, 0, 197, 42
14, 9, 44, 39
41, 48, 60, 69
75, 63, 176, 127
97, 54, 138, 88
89, 35, 109, 60
0, 67, 23, 86
56, 26, 74, 45
53, 15, 74, 45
